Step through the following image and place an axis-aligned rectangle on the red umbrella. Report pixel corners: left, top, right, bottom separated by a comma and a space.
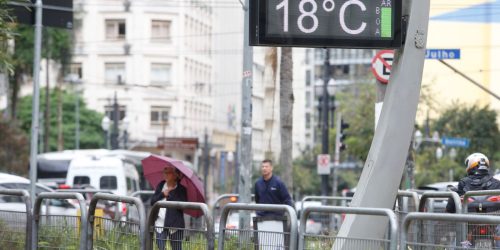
141, 154, 205, 217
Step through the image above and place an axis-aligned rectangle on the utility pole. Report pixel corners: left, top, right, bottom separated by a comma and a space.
321, 49, 331, 197
111, 92, 119, 149
29, 0, 43, 248
238, 0, 253, 229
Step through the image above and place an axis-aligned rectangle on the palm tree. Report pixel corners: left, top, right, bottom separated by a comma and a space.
279, 47, 294, 190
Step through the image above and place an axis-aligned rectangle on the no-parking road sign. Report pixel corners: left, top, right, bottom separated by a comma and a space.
371, 50, 394, 84
317, 154, 331, 175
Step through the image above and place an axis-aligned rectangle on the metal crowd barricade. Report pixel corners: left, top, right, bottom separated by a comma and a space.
300, 196, 353, 211
395, 190, 420, 239
417, 191, 462, 247
212, 194, 255, 221
131, 190, 155, 217
402, 212, 500, 249
33, 192, 87, 250
300, 195, 353, 233
218, 203, 297, 250
146, 201, 214, 250
87, 192, 146, 250
0, 189, 32, 250
299, 206, 397, 250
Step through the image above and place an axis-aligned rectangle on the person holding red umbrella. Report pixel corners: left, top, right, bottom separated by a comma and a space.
150, 166, 187, 250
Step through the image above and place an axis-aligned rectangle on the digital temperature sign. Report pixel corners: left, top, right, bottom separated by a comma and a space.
250, 0, 402, 48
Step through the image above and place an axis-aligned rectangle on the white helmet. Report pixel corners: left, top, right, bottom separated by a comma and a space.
465, 152, 490, 174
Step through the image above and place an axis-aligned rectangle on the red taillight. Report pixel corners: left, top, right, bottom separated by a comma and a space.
480, 227, 488, 235
121, 202, 127, 216
487, 196, 500, 202
58, 184, 71, 189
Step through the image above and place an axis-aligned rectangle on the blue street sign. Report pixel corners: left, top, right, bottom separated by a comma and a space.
425, 49, 461, 60
441, 137, 470, 148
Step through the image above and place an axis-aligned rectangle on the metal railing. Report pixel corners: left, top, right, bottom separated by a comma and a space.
0, 189, 32, 250
33, 192, 87, 250
402, 212, 500, 249
218, 203, 297, 250
418, 191, 461, 213
299, 206, 398, 250
87, 192, 147, 250
300, 196, 353, 211
146, 201, 214, 250
397, 190, 420, 210
211, 194, 255, 221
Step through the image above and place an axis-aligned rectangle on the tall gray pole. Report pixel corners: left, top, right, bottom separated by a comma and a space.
75, 87, 80, 149
335, 0, 430, 248
29, 0, 43, 207
238, 0, 253, 229
29, 0, 43, 248
321, 49, 331, 197
111, 92, 119, 149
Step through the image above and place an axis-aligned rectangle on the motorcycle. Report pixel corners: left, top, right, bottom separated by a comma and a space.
465, 195, 500, 248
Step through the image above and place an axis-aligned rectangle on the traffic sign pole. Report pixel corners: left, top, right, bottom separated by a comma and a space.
335, 0, 431, 248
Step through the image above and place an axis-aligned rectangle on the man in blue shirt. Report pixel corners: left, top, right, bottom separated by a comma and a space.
254, 159, 293, 216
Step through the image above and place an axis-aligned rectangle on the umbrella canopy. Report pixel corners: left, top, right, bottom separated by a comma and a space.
142, 154, 205, 217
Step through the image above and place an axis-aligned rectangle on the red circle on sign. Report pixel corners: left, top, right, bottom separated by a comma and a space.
371, 50, 394, 84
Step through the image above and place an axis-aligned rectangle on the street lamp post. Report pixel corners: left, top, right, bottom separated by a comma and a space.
315, 49, 335, 197
120, 116, 130, 149
101, 116, 111, 149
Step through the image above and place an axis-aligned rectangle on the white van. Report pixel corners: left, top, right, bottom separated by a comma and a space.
65, 155, 140, 196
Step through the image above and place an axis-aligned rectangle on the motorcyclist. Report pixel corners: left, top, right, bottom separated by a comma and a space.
446, 152, 500, 213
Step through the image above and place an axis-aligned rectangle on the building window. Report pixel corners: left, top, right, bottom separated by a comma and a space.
70, 63, 83, 79
105, 19, 126, 40
150, 106, 170, 125
105, 105, 126, 121
306, 113, 311, 129
151, 20, 171, 42
150, 63, 171, 85
305, 70, 311, 86
74, 18, 83, 41
105, 63, 125, 84
305, 91, 311, 108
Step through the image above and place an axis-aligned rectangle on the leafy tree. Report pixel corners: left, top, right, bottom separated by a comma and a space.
16, 88, 105, 151
9, 25, 71, 120
336, 82, 377, 161
0, 0, 15, 72
0, 117, 29, 175
415, 104, 500, 186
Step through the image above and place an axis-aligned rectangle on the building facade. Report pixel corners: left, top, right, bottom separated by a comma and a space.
72, 0, 215, 163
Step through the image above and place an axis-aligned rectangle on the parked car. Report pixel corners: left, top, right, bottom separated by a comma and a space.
0, 172, 79, 216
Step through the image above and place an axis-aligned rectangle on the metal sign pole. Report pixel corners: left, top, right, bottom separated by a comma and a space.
29, 0, 43, 248
334, 0, 430, 248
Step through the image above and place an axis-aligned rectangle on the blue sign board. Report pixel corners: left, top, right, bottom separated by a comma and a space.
441, 137, 470, 148
426, 49, 461, 60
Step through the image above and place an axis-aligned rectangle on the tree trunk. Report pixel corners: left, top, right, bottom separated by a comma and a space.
264, 47, 278, 159
9, 73, 21, 120
279, 47, 294, 190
